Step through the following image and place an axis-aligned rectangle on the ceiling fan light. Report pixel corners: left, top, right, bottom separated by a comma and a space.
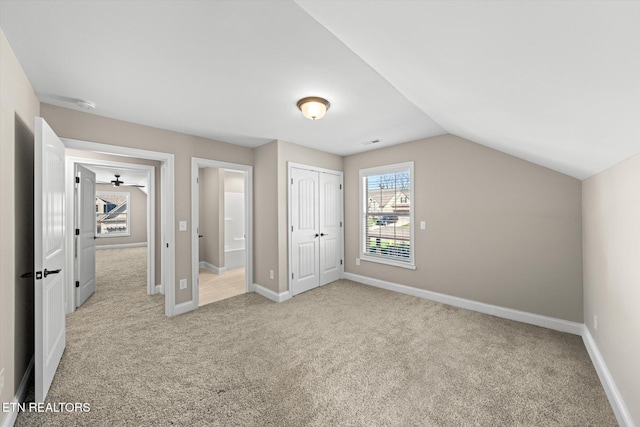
297, 97, 330, 120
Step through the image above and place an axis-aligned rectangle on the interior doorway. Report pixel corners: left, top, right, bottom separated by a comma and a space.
191, 158, 253, 308
66, 154, 156, 310
62, 138, 176, 317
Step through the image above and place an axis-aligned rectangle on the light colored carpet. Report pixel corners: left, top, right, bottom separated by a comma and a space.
16, 247, 616, 426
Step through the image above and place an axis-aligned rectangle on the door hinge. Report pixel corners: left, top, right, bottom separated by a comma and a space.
75, 228, 80, 236
75, 176, 80, 184
340, 184, 342, 190
166, 243, 169, 248
292, 273, 294, 279
340, 259, 343, 265
75, 281, 80, 288
291, 226, 293, 232
291, 178, 293, 185
196, 177, 199, 184
340, 221, 342, 227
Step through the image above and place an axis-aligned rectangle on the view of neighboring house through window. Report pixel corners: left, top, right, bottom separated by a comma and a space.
96, 191, 130, 237
360, 162, 415, 269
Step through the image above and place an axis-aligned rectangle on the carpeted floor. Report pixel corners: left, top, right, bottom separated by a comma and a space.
16, 247, 616, 426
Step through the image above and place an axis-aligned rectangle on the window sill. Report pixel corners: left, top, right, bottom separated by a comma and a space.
360, 255, 416, 270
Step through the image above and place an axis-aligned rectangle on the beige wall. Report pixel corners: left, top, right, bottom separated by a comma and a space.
0, 28, 40, 422
95, 184, 147, 246
253, 141, 279, 290
225, 170, 245, 194
40, 103, 253, 305
583, 153, 640, 424
199, 167, 223, 268
344, 134, 583, 322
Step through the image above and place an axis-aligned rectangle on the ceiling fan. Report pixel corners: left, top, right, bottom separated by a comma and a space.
98, 174, 145, 188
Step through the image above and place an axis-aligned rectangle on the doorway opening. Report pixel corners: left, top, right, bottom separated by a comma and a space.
62, 138, 176, 317
68, 154, 157, 311
191, 158, 253, 308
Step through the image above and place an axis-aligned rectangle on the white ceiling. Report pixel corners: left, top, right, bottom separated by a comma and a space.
1, 1, 639, 179
85, 165, 148, 192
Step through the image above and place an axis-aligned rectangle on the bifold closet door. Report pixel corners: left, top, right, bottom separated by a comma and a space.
290, 167, 342, 296
318, 172, 341, 285
291, 168, 320, 295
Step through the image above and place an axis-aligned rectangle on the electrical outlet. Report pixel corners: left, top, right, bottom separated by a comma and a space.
179, 278, 187, 290
593, 315, 598, 331
356, 258, 360, 266
0, 367, 5, 396
269, 270, 274, 280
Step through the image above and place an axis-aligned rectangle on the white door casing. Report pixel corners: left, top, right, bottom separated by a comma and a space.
289, 164, 343, 297
34, 117, 66, 403
75, 164, 96, 307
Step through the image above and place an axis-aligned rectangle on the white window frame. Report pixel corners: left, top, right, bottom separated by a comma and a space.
96, 190, 131, 238
359, 161, 416, 270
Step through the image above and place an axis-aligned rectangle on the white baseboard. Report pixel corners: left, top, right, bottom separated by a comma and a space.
1, 356, 34, 427
173, 300, 195, 316
154, 284, 164, 295
199, 261, 226, 275
343, 272, 583, 335
582, 326, 635, 427
252, 283, 291, 303
96, 242, 147, 250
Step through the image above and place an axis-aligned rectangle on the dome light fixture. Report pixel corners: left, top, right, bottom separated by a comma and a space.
297, 96, 330, 120
76, 99, 96, 110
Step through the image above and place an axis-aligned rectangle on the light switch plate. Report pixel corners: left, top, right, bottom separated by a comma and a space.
179, 221, 187, 231
179, 279, 187, 290
420, 221, 426, 230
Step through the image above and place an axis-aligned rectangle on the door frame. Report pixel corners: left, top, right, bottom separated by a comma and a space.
62, 138, 176, 317
65, 156, 156, 310
288, 162, 344, 296
191, 157, 253, 309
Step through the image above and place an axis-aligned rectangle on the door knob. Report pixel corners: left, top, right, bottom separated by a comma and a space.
314, 233, 319, 238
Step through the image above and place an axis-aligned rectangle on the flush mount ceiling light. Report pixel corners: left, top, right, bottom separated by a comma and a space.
297, 96, 330, 120
75, 99, 96, 110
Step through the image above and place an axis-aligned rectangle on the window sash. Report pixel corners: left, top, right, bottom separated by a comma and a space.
360, 162, 414, 267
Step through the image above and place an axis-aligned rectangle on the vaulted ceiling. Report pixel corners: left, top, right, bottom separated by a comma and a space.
1, 1, 638, 179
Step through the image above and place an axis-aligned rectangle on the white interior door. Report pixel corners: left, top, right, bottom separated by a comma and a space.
75, 164, 96, 307
290, 168, 320, 295
34, 117, 66, 403
319, 173, 342, 285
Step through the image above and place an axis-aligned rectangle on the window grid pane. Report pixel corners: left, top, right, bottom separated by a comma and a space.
364, 170, 411, 262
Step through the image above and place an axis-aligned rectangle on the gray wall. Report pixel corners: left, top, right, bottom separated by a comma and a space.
0, 28, 40, 424
344, 134, 584, 322
95, 184, 147, 246
583, 153, 640, 424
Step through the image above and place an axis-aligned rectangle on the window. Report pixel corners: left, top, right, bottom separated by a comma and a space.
96, 191, 130, 237
360, 162, 415, 269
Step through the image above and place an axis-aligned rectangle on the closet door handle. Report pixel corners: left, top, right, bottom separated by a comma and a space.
44, 268, 62, 278
314, 233, 319, 238
320, 233, 327, 237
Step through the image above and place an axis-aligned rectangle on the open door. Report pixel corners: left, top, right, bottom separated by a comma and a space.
34, 117, 66, 403
75, 164, 96, 307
